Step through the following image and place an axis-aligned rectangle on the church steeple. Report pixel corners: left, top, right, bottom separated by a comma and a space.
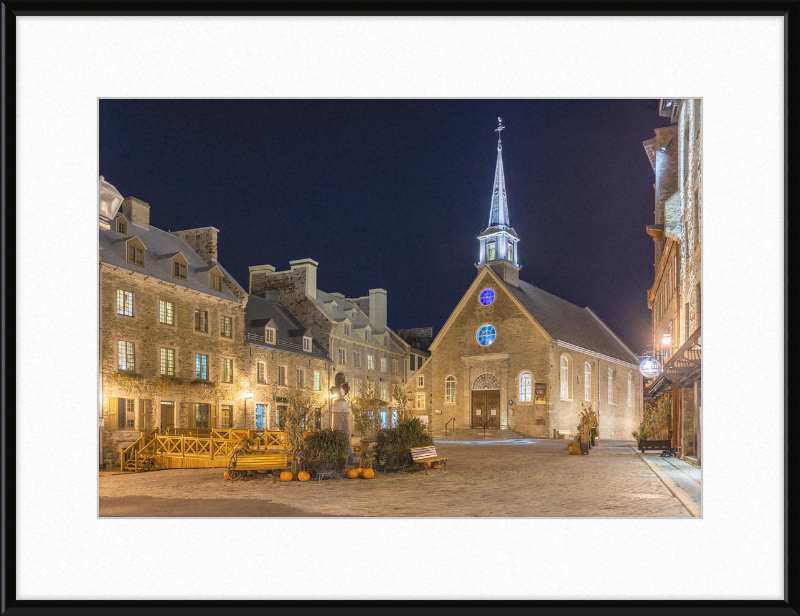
477, 118, 521, 286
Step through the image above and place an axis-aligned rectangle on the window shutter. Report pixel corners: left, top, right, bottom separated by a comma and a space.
138, 399, 146, 431
108, 398, 118, 432
189, 404, 196, 428
211, 405, 217, 429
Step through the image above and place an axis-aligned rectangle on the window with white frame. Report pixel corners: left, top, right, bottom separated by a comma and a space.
584, 363, 591, 401
353, 351, 361, 368
560, 356, 570, 399
159, 299, 174, 325
365, 330, 372, 342
380, 385, 387, 401
314, 371, 321, 391
380, 357, 387, 373
519, 372, 532, 402
265, 327, 275, 344
117, 289, 134, 316
195, 354, 208, 380
367, 354, 375, 371
173, 260, 187, 280
607, 368, 614, 404
220, 316, 232, 338
303, 336, 312, 352
127, 244, 144, 267
354, 378, 362, 397
194, 309, 208, 333
416, 393, 425, 409
221, 358, 233, 383
392, 359, 399, 375
338, 348, 347, 365
257, 362, 266, 384
160, 347, 175, 376
297, 368, 304, 387
211, 274, 223, 292
445, 376, 456, 403
417, 375, 424, 388
116, 217, 127, 235
118, 341, 135, 372
627, 373, 632, 406
344, 324, 351, 336
278, 365, 287, 386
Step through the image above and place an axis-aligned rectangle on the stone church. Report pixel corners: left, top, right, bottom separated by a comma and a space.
407, 123, 643, 440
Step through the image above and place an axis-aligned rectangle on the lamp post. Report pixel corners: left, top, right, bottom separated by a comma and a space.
242, 392, 253, 430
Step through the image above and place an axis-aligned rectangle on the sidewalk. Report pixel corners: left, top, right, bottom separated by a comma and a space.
635, 449, 702, 517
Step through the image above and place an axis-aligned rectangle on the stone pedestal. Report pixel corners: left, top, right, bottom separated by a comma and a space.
331, 399, 354, 455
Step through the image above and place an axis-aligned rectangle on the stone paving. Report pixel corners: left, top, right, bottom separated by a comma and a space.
99, 439, 693, 517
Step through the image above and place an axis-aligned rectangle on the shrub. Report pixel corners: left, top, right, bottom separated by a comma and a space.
303, 428, 349, 474
375, 417, 433, 467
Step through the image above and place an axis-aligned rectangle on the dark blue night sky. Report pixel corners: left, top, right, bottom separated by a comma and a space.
99, 99, 673, 353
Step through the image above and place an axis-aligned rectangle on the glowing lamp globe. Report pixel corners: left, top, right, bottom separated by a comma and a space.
639, 357, 662, 379
661, 332, 672, 346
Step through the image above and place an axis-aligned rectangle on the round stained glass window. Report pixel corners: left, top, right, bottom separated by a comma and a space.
479, 289, 495, 306
477, 325, 496, 346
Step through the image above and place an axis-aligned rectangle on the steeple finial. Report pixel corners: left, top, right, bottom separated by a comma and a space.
495, 117, 505, 150
488, 119, 509, 228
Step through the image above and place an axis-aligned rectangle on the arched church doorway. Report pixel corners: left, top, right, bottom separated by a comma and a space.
471, 373, 500, 429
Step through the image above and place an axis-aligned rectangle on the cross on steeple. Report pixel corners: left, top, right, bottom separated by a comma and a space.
495, 117, 505, 149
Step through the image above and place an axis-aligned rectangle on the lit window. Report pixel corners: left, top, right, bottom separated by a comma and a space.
354, 378, 362, 397
221, 404, 232, 429
193, 403, 210, 429
221, 358, 233, 383
380, 357, 387, 373
479, 288, 495, 305
339, 348, 347, 365
257, 362, 266, 384
314, 371, 321, 391
392, 359, 399, 375
221, 316, 232, 338
353, 352, 361, 368
211, 274, 222, 292
127, 244, 144, 267
445, 376, 456, 403
195, 354, 208, 380
584, 363, 591, 401
367, 355, 375, 371
608, 368, 614, 404
265, 328, 275, 344
417, 375, 424, 388
508, 242, 514, 262
173, 261, 187, 280
160, 348, 175, 376
118, 341, 135, 372
519, 372, 532, 402
416, 393, 425, 409
116, 218, 127, 234
278, 365, 287, 386
627, 373, 632, 406
117, 290, 134, 316
344, 324, 351, 336
297, 368, 304, 387
560, 357, 569, 400
381, 385, 388, 401
303, 337, 312, 352
194, 310, 208, 333
487, 241, 496, 260
122, 398, 135, 429
159, 299, 174, 325
477, 325, 496, 346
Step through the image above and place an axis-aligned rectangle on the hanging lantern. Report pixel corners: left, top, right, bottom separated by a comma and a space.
661, 332, 672, 346
639, 356, 662, 378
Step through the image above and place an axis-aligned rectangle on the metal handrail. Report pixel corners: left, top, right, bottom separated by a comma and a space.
445, 418, 455, 436
483, 416, 494, 436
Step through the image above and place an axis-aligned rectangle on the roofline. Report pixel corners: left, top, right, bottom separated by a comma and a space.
583, 307, 638, 361
171, 226, 220, 233
554, 339, 638, 369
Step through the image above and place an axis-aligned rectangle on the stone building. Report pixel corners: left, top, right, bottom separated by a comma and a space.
642, 99, 702, 465
248, 260, 408, 426
396, 327, 433, 376
98, 177, 330, 467
406, 124, 643, 439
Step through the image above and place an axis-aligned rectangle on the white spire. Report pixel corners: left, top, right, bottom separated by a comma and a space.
488, 117, 510, 228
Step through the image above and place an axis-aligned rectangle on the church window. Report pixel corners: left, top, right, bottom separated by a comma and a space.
445, 376, 456, 403
479, 288, 495, 306
560, 356, 571, 400
584, 363, 591, 401
519, 372, 532, 402
477, 325, 496, 346
487, 241, 496, 260
627, 373, 632, 406
508, 242, 514, 262
608, 368, 614, 404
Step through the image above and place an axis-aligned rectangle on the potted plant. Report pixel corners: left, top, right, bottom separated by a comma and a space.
374, 417, 433, 470
303, 428, 349, 476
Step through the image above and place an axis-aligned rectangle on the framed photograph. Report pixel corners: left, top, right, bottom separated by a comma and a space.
3, 2, 796, 614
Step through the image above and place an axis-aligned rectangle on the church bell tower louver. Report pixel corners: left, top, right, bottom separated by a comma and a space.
477, 118, 521, 287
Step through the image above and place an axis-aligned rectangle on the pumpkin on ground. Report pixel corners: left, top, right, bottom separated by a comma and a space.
355, 467, 364, 476
346, 469, 359, 479
432, 462, 440, 469
224, 471, 230, 480
298, 471, 311, 482
280, 471, 293, 482
362, 468, 375, 479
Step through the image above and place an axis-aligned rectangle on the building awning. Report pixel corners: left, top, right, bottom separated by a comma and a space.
646, 327, 701, 396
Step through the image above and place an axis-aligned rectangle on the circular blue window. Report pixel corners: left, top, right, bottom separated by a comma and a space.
479, 289, 495, 306
477, 325, 496, 346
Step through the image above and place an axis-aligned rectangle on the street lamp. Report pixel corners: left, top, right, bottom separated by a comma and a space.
242, 391, 253, 430
661, 332, 672, 347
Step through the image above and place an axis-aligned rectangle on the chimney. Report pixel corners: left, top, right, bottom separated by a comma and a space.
248, 264, 276, 294
121, 196, 150, 228
171, 227, 219, 265
369, 288, 387, 330
289, 258, 319, 300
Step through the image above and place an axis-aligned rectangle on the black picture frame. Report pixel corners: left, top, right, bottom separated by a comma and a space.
2, 1, 797, 615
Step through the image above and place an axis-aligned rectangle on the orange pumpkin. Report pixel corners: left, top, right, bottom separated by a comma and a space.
346, 469, 359, 479
362, 468, 375, 479
224, 471, 230, 480
297, 471, 311, 482
432, 462, 440, 469
355, 467, 364, 477
280, 471, 293, 482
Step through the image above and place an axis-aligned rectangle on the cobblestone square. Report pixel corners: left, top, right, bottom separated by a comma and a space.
100, 439, 695, 517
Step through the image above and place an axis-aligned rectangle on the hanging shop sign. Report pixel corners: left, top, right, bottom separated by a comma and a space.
639, 356, 662, 378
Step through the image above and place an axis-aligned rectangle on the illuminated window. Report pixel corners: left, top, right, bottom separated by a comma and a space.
508, 242, 514, 262
585, 363, 591, 401
560, 356, 570, 400
278, 365, 287, 386
194, 310, 208, 333
211, 274, 223, 292
121, 398, 135, 429
477, 325, 496, 346
381, 385, 388, 401
221, 358, 233, 383
118, 341, 135, 372
314, 371, 321, 391
353, 352, 361, 368
116, 218, 127, 235
173, 261, 187, 280
117, 290, 134, 316
479, 289, 495, 305
445, 376, 456, 403
220, 404, 232, 429
519, 372, 532, 402
195, 354, 208, 380
193, 403, 210, 429
160, 348, 175, 376
221, 316, 232, 338
339, 348, 347, 365
367, 354, 375, 371
608, 368, 614, 404
159, 299, 174, 325
257, 362, 266, 384
487, 241, 496, 260
354, 378, 362, 397
380, 357, 387, 373
265, 327, 275, 344
296, 368, 304, 387
127, 244, 144, 267
392, 359, 399, 375
416, 393, 425, 409
303, 336, 312, 352
627, 373, 632, 406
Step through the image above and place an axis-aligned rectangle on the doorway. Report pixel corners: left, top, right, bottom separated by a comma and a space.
255, 404, 267, 430
471, 390, 500, 428
160, 401, 175, 432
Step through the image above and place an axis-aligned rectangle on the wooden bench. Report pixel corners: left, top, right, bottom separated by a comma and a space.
228, 450, 290, 481
639, 439, 672, 453
557, 430, 575, 440
410, 446, 447, 474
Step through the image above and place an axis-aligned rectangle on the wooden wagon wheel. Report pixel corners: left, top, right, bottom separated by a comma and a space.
228, 451, 242, 481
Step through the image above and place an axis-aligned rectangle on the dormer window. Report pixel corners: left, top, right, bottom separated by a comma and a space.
173, 261, 187, 280
303, 336, 312, 352
125, 238, 146, 268
487, 240, 496, 261
365, 330, 372, 342
116, 218, 127, 235
344, 324, 351, 336
384, 336, 389, 346
265, 327, 275, 344
211, 274, 222, 292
